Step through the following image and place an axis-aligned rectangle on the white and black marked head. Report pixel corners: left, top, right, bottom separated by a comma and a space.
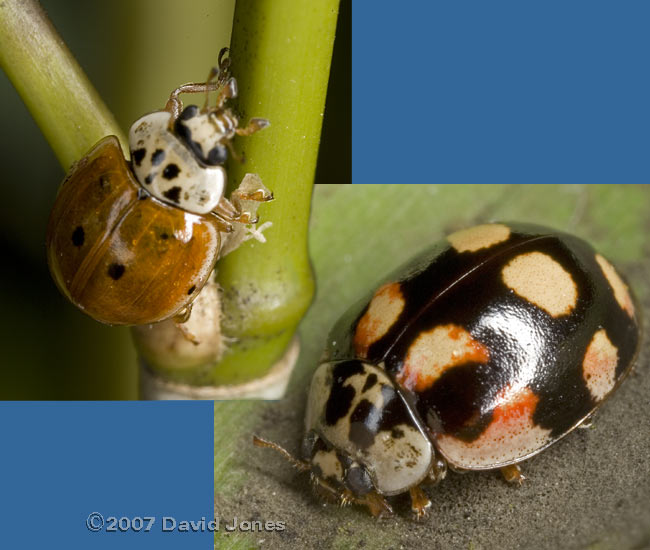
129, 111, 227, 215
302, 360, 438, 498
173, 85, 238, 168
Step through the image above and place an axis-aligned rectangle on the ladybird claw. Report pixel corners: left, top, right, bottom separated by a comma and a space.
409, 486, 432, 521
500, 464, 526, 486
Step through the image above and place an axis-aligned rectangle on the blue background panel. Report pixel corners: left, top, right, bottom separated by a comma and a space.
0, 402, 213, 549
353, 1, 650, 185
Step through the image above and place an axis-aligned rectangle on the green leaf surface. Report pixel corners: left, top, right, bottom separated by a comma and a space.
215, 184, 650, 550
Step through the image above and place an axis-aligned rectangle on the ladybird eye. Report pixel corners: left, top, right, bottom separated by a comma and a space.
206, 145, 228, 165
179, 105, 199, 120
345, 465, 374, 496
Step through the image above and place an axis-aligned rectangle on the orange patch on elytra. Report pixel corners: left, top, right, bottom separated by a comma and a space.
396, 324, 489, 392
492, 386, 539, 425
353, 282, 405, 358
436, 386, 551, 469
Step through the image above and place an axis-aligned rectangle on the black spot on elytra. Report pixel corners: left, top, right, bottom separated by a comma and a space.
417, 362, 495, 442
144, 174, 154, 185
99, 174, 110, 189
160, 232, 169, 240
362, 373, 378, 392
132, 148, 146, 166
163, 186, 182, 203
151, 149, 165, 166
187, 285, 196, 295
107, 263, 125, 280
349, 400, 377, 449
162, 164, 180, 180
71, 226, 84, 247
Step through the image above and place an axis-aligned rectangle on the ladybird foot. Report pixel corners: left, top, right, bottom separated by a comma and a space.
500, 464, 526, 486
235, 117, 271, 137
427, 456, 448, 485
175, 322, 200, 346
314, 483, 392, 518
233, 188, 274, 203
409, 486, 432, 521
356, 492, 393, 519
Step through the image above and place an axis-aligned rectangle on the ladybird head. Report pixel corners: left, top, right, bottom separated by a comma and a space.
253, 359, 442, 517
252, 434, 394, 518
174, 103, 235, 167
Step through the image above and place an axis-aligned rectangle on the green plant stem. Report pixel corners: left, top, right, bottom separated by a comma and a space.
205, 0, 339, 385
0, 0, 125, 170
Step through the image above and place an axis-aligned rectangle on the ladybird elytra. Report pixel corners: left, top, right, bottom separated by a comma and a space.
46, 49, 272, 328
254, 222, 640, 518
47, 135, 222, 325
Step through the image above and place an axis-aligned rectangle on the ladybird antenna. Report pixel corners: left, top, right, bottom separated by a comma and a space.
253, 436, 310, 472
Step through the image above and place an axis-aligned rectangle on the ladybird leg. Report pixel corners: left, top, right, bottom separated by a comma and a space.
578, 412, 595, 429
172, 306, 200, 346
226, 118, 270, 164
500, 464, 526, 485
209, 209, 236, 233
225, 139, 245, 164
164, 82, 222, 120
200, 48, 233, 111
355, 491, 394, 519
427, 455, 448, 485
213, 198, 257, 226
409, 485, 432, 520
174, 322, 200, 345
215, 77, 238, 109
235, 117, 271, 137
230, 187, 274, 209
216, 47, 231, 81
201, 66, 219, 111
174, 305, 192, 323
312, 478, 392, 518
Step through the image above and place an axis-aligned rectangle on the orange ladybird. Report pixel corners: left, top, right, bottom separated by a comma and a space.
47, 49, 270, 328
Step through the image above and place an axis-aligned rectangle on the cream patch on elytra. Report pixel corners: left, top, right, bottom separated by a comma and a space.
354, 282, 405, 357
502, 252, 577, 317
447, 224, 511, 253
583, 329, 618, 401
595, 254, 635, 318
397, 324, 489, 392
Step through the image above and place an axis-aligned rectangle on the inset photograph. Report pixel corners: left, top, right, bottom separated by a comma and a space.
0, 0, 350, 399
215, 184, 649, 549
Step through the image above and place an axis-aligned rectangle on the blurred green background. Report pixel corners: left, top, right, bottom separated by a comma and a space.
0, 0, 350, 399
